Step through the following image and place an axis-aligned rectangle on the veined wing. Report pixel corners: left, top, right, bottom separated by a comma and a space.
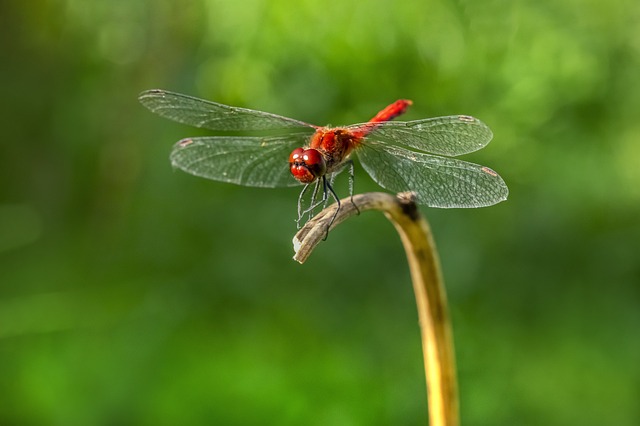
356, 141, 508, 208
139, 89, 315, 132
348, 115, 493, 156
170, 133, 310, 188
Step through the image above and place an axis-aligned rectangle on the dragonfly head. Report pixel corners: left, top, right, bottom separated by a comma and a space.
289, 148, 327, 184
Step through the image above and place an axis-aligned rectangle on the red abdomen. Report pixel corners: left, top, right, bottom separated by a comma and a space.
369, 99, 413, 124
352, 99, 413, 139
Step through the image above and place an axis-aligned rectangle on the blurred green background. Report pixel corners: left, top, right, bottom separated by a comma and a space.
1, 0, 639, 424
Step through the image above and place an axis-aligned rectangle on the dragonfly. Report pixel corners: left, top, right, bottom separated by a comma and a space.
139, 89, 508, 227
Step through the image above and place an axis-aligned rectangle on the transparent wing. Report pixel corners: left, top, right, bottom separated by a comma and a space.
356, 141, 508, 208
347, 115, 493, 156
170, 133, 310, 188
139, 89, 315, 132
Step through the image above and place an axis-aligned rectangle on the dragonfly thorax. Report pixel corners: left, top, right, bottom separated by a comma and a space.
310, 128, 358, 171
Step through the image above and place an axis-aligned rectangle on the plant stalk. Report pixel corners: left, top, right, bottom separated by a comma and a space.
293, 192, 459, 426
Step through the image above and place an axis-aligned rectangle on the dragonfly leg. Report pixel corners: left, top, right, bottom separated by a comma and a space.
307, 180, 323, 222
322, 176, 341, 241
296, 173, 343, 236
322, 161, 359, 214
346, 160, 360, 216
296, 183, 312, 229
324, 172, 338, 209
297, 180, 323, 227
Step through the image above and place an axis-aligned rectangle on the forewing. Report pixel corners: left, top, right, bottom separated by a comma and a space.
357, 141, 508, 208
139, 89, 314, 132
349, 115, 493, 156
170, 133, 310, 188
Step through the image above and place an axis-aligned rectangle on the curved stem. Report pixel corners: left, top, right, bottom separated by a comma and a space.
293, 192, 459, 426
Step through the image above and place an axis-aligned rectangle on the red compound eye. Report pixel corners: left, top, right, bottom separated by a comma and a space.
289, 148, 327, 184
289, 147, 305, 164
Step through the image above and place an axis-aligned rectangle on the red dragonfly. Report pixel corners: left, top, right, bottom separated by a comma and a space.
139, 90, 508, 225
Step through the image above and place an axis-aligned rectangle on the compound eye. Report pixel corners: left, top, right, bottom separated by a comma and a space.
289, 148, 327, 183
300, 149, 323, 170
289, 147, 305, 164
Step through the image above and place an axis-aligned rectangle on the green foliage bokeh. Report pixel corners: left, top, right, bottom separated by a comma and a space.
1, 0, 639, 424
